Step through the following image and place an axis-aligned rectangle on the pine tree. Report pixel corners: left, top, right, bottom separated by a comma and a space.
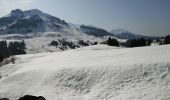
106, 37, 119, 47
0, 54, 4, 62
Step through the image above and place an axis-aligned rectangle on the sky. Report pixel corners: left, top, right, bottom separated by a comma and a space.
0, 0, 170, 36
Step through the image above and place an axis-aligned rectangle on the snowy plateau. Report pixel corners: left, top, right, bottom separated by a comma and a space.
0, 44, 170, 100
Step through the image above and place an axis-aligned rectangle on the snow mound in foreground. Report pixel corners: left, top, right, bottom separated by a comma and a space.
0, 45, 170, 100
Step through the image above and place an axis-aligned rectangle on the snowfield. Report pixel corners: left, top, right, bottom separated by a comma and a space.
0, 44, 170, 100
0, 32, 115, 54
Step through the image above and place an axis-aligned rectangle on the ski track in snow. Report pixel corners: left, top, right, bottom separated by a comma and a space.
0, 45, 170, 100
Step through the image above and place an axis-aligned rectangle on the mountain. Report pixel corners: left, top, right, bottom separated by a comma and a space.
111, 29, 159, 40
0, 9, 113, 38
0, 9, 69, 34
110, 29, 130, 35
0, 9, 121, 53
80, 25, 113, 37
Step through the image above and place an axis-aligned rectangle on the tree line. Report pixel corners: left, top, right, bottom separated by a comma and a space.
157, 35, 170, 45
126, 38, 152, 47
0, 40, 26, 63
102, 37, 152, 47
105, 37, 119, 47
49, 35, 170, 48
121, 35, 170, 47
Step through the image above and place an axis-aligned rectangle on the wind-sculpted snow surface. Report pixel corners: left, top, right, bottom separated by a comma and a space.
0, 45, 170, 100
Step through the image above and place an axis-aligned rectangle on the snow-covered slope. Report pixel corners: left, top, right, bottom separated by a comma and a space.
0, 45, 170, 100
0, 9, 113, 38
0, 9, 70, 34
0, 32, 107, 54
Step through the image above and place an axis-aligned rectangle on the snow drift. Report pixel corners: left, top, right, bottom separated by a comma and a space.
0, 45, 170, 100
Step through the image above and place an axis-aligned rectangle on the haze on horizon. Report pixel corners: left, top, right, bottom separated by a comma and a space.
0, 0, 169, 36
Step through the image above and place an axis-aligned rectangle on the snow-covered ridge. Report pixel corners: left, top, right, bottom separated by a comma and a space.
0, 9, 114, 38
0, 45, 170, 100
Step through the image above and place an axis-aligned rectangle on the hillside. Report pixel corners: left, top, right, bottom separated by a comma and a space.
0, 44, 170, 100
0, 9, 121, 53
0, 32, 108, 54
0, 9, 69, 34
0, 9, 114, 38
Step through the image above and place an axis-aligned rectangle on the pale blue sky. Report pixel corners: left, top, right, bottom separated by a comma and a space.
0, 0, 170, 36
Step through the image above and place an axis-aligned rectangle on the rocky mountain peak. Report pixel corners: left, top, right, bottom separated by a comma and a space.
10, 9, 24, 18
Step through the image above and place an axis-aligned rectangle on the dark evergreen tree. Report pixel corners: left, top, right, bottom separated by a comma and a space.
8, 41, 26, 55
126, 37, 152, 47
158, 35, 170, 45
0, 41, 9, 59
0, 54, 4, 62
106, 37, 119, 47
78, 40, 89, 46
147, 39, 152, 46
164, 35, 170, 44
156, 38, 160, 43
0, 40, 26, 64
50, 40, 59, 47
91, 41, 98, 45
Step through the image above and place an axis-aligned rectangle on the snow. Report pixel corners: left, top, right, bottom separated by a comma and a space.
0, 45, 170, 100
0, 9, 125, 53
0, 26, 7, 30
1, 9, 123, 45
0, 32, 110, 54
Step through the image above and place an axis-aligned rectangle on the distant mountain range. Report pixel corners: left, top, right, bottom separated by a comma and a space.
110, 29, 159, 40
0, 9, 160, 53
0, 9, 159, 40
